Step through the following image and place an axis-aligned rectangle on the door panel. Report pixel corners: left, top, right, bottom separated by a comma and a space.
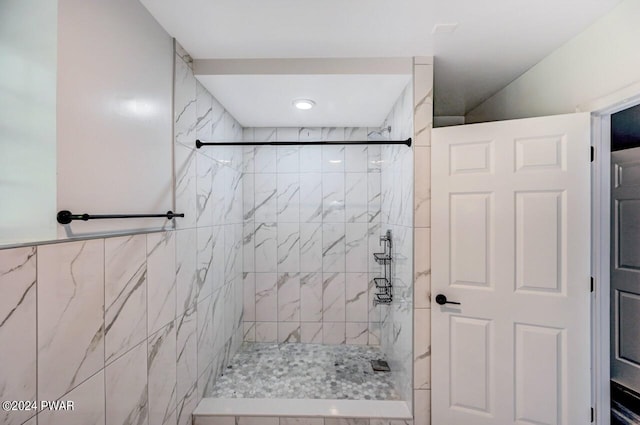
515, 191, 563, 294
514, 135, 565, 172
611, 147, 640, 393
514, 324, 563, 425
432, 113, 591, 425
618, 291, 640, 365
450, 316, 492, 414
450, 193, 492, 287
450, 141, 493, 174
617, 199, 640, 270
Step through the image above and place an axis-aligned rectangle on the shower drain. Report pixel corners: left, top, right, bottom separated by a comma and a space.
371, 360, 391, 372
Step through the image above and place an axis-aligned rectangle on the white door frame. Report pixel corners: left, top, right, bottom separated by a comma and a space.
586, 89, 640, 425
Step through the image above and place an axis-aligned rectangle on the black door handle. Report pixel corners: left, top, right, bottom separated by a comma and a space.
435, 294, 461, 306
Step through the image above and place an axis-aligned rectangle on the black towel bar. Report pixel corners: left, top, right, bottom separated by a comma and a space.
56, 210, 184, 224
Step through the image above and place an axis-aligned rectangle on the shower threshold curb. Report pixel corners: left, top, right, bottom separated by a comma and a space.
193, 397, 412, 419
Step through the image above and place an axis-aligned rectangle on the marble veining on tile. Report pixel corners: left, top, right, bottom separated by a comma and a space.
209, 343, 399, 400
322, 272, 346, 322
210, 96, 227, 142
174, 144, 197, 229
300, 223, 323, 272
255, 274, 277, 322
224, 167, 243, 222
346, 224, 369, 273
255, 223, 277, 273
277, 174, 300, 222
346, 173, 369, 223
148, 321, 177, 425
300, 322, 323, 344
277, 223, 300, 272
221, 280, 235, 346
299, 173, 323, 223
105, 340, 148, 425
176, 228, 198, 314
174, 54, 197, 147
177, 383, 198, 425
195, 81, 213, 141
300, 272, 323, 322
105, 235, 147, 364
255, 174, 278, 222
37, 240, 105, 402
277, 273, 301, 322
346, 273, 369, 323
177, 306, 198, 401
278, 322, 301, 343
196, 153, 215, 227
38, 369, 105, 425
0, 247, 37, 425
322, 224, 346, 272
196, 226, 214, 302
197, 295, 215, 377
147, 232, 176, 335
212, 225, 225, 292
322, 173, 345, 222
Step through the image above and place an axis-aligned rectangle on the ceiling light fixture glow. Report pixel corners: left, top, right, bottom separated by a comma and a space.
293, 99, 315, 110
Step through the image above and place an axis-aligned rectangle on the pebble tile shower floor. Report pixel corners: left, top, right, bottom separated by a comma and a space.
209, 343, 400, 400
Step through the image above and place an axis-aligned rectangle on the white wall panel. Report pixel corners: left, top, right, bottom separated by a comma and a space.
57, 0, 173, 238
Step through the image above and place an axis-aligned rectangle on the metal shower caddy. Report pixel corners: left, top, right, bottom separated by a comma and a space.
373, 230, 393, 306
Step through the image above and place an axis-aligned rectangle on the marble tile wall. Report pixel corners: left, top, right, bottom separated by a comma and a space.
378, 83, 415, 412
173, 42, 245, 406
0, 234, 175, 425
412, 57, 434, 425
241, 127, 388, 346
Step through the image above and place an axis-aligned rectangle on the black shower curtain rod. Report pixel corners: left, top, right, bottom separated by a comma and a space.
56, 210, 184, 224
195, 138, 412, 148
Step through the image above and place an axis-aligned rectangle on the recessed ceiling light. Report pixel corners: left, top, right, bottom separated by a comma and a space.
293, 99, 315, 110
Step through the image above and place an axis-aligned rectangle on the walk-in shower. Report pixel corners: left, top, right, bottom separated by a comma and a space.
190, 82, 415, 423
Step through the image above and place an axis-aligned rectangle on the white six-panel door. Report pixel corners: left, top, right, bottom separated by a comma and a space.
431, 113, 591, 425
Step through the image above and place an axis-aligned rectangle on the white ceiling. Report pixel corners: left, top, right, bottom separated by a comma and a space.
140, 0, 621, 119
197, 74, 412, 127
